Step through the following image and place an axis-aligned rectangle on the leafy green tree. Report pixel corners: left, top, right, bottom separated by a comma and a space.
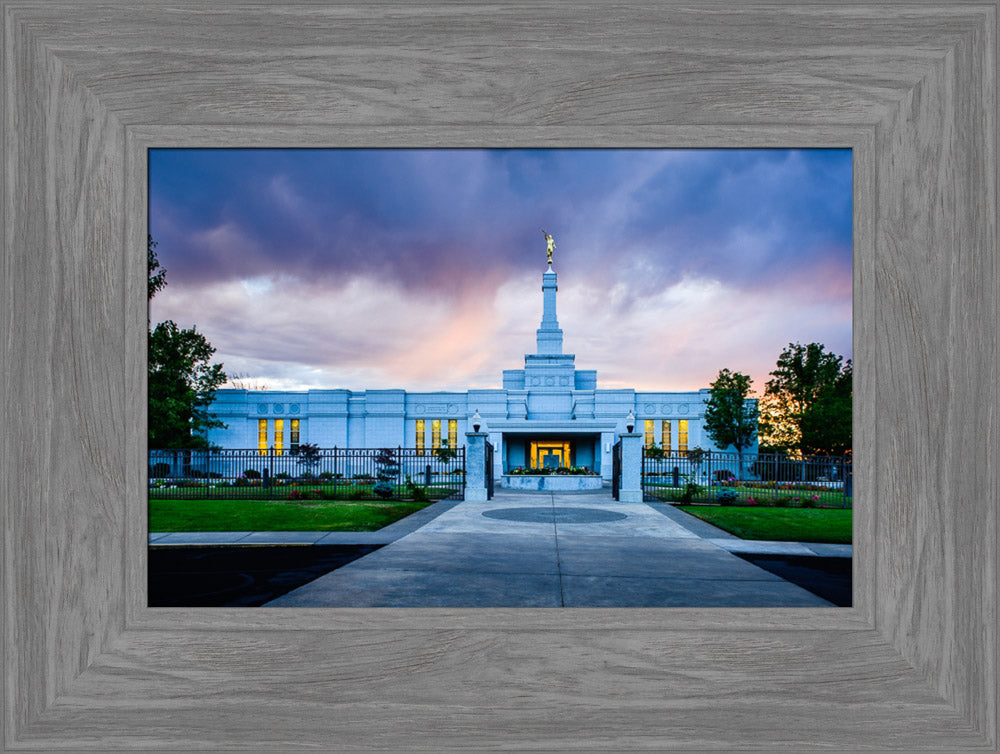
800, 360, 852, 455
703, 369, 758, 480
148, 321, 227, 448
762, 342, 851, 456
756, 392, 800, 454
148, 236, 226, 448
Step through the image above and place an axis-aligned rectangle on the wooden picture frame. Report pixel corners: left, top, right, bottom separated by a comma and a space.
3, 3, 995, 749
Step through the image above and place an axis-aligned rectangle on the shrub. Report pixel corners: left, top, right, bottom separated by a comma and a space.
680, 482, 701, 503
716, 488, 738, 504
150, 462, 171, 478
318, 471, 336, 480
405, 475, 429, 502
243, 469, 261, 479
372, 481, 395, 499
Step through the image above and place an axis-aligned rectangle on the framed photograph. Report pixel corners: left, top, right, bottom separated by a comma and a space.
3, 2, 995, 750
145, 146, 854, 610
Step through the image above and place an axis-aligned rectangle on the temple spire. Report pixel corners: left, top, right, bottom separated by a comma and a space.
536, 233, 563, 354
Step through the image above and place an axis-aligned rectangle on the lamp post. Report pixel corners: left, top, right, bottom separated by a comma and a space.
472, 409, 482, 433
626, 410, 635, 433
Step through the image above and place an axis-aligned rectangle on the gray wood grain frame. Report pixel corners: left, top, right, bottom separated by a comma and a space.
2, 2, 996, 751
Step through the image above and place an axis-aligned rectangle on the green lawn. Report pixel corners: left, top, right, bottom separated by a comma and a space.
149, 498, 437, 532
676, 505, 852, 544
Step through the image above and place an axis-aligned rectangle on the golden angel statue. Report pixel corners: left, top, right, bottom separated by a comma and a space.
541, 229, 556, 265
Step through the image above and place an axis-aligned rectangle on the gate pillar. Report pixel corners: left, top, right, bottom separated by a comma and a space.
618, 431, 644, 502
463, 431, 489, 501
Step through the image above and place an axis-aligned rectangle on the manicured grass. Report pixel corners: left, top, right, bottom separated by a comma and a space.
149, 498, 438, 532
676, 505, 852, 544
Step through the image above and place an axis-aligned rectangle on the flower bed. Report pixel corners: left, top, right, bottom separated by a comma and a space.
507, 465, 598, 476
501, 469, 604, 491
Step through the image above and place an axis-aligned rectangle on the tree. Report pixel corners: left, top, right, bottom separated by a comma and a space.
147, 235, 167, 302
762, 342, 852, 456
224, 371, 270, 391
756, 392, 800, 454
800, 360, 852, 455
296, 442, 322, 475
148, 236, 226, 448
433, 439, 457, 464
372, 448, 399, 500
703, 369, 758, 480
148, 321, 227, 448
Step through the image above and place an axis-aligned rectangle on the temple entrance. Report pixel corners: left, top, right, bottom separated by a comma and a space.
530, 440, 572, 470
502, 433, 602, 475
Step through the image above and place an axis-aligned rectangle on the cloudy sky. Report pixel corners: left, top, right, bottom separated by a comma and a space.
148, 148, 852, 394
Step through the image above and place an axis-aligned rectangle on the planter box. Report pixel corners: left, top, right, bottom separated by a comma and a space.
501, 474, 604, 491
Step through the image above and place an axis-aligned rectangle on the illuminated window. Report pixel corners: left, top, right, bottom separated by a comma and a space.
431, 419, 441, 449
678, 419, 688, 456
661, 420, 671, 452
258, 419, 267, 455
274, 419, 284, 456
448, 419, 457, 449
415, 420, 425, 454
644, 419, 655, 447
290, 419, 300, 454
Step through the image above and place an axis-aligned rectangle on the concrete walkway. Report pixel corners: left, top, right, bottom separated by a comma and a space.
220, 489, 849, 608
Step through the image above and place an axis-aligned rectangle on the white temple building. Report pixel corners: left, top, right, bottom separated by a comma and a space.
204, 259, 757, 482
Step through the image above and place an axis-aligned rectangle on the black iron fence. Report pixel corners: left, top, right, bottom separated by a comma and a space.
484, 440, 494, 500
149, 447, 465, 501
642, 450, 852, 508
611, 439, 622, 501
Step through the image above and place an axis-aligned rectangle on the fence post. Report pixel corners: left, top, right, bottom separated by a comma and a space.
706, 451, 713, 502
771, 453, 781, 503
844, 458, 852, 506
463, 431, 488, 501
617, 431, 643, 502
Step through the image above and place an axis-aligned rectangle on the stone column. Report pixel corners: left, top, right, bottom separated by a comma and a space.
463, 431, 489, 501
618, 431, 644, 502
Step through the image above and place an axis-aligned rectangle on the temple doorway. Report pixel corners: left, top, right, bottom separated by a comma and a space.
530, 440, 572, 470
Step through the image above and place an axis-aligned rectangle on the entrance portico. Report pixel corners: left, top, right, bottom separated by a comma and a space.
485, 419, 617, 477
